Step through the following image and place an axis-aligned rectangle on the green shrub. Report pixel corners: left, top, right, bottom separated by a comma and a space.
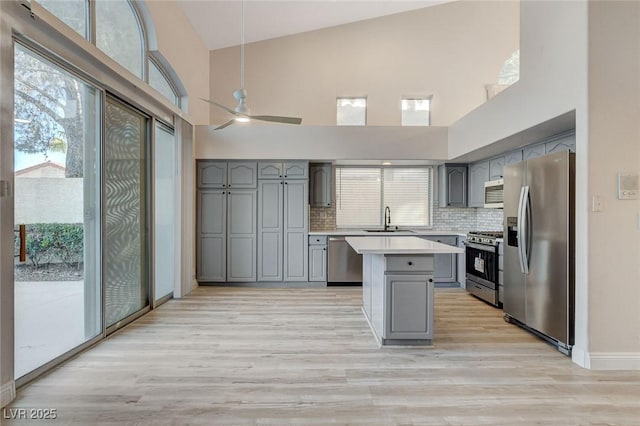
14, 223, 84, 269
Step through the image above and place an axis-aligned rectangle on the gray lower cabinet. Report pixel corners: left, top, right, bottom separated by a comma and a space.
386, 274, 434, 340
422, 236, 457, 283
257, 179, 308, 282
227, 190, 257, 281
364, 253, 435, 345
197, 189, 226, 281
468, 161, 490, 207
309, 235, 327, 282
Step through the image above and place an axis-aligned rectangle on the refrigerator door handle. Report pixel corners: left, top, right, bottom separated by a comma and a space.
521, 185, 531, 275
517, 186, 526, 273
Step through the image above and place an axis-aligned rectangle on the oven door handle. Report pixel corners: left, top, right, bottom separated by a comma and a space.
465, 242, 496, 252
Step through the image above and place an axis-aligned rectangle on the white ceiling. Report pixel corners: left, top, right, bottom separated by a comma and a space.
176, 0, 452, 50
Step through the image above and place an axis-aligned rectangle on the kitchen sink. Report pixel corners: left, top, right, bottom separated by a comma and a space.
364, 229, 414, 233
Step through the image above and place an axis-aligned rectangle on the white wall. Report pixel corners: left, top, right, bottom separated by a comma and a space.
195, 125, 448, 160
208, 1, 518, 128
145, 0, 210, 125
448, 0, 587, 158
586, 0, 640, 367
14, 178, 83, 224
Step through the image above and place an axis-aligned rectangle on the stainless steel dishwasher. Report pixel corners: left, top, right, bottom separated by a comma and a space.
328, 236, 363, 284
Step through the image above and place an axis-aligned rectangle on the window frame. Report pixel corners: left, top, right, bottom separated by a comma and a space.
401, 96, 432, 127
335, 165, 434, 229
336, 96, 367, 126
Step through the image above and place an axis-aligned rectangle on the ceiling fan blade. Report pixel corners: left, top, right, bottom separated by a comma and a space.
214, 119, 235, 130
250, 115, 302, 125
200, 97, 239, 116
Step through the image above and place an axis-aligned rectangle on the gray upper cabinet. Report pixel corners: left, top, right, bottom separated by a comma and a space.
197, 161, 227, 188
489, 156, 505, 180
257, 180, 284, 281
468, 160, 490, 208
227, 190, 257, 282
438, 164, 467, 208
523, 143, 546, 160
545, 133, 576, 154
284, 180, 309, 281
258, 162, 283, 179
228, 161, 257, 188
309, 163, 332, 208
284, 161, 309, 179
197, 189, 226, 281
504, 150, 523, 166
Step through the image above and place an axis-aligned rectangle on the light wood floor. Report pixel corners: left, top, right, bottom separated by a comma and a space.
7, 287, 640, 425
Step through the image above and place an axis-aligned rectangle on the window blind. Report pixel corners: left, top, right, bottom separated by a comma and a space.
335, 166, 433, 228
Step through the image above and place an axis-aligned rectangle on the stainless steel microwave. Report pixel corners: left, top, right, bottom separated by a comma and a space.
484, 178, 504, 208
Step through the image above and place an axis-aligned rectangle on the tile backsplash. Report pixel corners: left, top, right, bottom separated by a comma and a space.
431, 205, 503, 232
309, 203, 502, 233
310, 205, 336, 231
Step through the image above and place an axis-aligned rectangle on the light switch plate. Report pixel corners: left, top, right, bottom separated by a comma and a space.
618, 173, 639, 200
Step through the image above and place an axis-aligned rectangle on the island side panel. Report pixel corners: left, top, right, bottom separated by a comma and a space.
362, 253, 372, 320
370, 253, 386, 340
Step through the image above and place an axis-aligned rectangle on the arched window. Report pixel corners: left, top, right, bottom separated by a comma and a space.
95, 0, 145, 80
498, 50, 520, 85
36, 0, 183, 108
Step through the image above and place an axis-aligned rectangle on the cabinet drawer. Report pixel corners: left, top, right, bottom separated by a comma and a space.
309, 235, 328, 245
385, 255, 434, 272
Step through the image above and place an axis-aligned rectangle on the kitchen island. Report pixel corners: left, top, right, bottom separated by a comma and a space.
346, 236, 463, 346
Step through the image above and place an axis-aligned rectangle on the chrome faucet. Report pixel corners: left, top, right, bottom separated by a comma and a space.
384, 206, 391, 231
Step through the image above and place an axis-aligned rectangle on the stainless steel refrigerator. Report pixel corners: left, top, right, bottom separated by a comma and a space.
503, 150, 575, 354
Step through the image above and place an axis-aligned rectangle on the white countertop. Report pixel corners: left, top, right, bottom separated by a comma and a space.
346, 236, 464, 255
309, 230, 466, 237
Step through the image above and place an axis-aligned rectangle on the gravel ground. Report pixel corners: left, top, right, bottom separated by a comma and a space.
14, 263, 84, 281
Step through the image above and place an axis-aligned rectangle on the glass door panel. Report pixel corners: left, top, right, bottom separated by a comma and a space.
104, 97, 149, 327
154, 124, 176, 301
13, 44, 101, 379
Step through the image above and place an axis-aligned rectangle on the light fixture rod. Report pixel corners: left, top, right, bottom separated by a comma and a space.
240, 0, 245, 89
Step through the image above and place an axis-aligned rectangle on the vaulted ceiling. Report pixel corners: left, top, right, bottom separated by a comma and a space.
176, 0, 453, 50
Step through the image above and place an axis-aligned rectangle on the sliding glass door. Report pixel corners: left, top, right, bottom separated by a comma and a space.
154, 123, 177, 302
13, 44, 102, 379
104, 97, 150, 328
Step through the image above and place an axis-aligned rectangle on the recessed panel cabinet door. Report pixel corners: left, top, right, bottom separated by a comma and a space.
258, 181, 284, 281
468, 161, 490, 207
309, 164, 332, 207
197, 190, 227, 281
284, 181, 308, 281
308, 245, 327, 282
197, 161, 227, 188
227, 161, 257, 188
227, 190, 257, 281
283, 161, 309, 179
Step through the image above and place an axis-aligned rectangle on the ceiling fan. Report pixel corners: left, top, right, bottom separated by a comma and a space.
201, 1, 302, 130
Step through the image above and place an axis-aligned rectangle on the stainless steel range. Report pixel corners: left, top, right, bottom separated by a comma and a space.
465, 231, 502, 307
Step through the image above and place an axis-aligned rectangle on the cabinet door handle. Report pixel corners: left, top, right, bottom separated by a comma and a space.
408, 261, 413, 266
222, 184, 226, 187
284, 175, 287, 178
285, 182, 288, 185
429, 278, 434, 283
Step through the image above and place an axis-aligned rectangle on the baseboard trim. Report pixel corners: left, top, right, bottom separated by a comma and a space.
1, 381, 16, 408
571, 346, 591, 369
588, 352, 640, 370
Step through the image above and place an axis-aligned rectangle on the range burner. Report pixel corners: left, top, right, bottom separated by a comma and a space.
467, 231, 503, 246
